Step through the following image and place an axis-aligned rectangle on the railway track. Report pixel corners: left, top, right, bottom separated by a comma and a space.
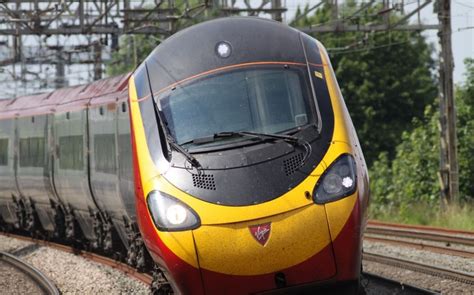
0, 250, 60, 295
363, 251, 474, 285
365, 220, 474, 258
361, 272, 438, 294
0, 232, 152, 286
364, 220, 474, 289
364, 235, 474, 259
3, 221, 472, 294
366, 220, 474, 247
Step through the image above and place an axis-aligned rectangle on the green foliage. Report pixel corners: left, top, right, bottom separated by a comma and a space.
370, 58, 474, 226
293, 1, 437, 165
370, 104, 440, 214
106, 34, 160, 76
456, 58, 474, 200
373, 202, 474, 230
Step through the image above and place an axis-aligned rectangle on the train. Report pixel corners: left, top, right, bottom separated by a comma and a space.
0, 17, 369, 294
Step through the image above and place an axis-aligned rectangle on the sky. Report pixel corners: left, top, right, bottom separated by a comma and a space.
445, 0, 473, 84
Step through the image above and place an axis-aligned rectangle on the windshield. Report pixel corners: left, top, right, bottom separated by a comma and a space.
158, 66, 314, 148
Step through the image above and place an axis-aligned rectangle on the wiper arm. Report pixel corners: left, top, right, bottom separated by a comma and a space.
238, 131, 299, 143
149, 95, 201, 169
167, 135, 202, 169
193, 130, 312, 167
190, 131, 299, 145
185, 130, 313, 168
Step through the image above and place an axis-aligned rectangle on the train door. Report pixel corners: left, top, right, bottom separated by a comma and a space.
117, 98, 136, 223
53, 109, 98, 242
0, 117, 19, 226
16, 114, 58, 232
89, 100, 130, 249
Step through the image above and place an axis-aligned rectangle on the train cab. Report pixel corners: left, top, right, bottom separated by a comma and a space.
129, 17, 369, 294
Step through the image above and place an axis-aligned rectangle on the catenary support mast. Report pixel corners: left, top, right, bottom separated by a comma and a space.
437, 0, 459, 205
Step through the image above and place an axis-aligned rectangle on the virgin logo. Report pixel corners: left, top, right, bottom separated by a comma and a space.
249, 223, 271, 246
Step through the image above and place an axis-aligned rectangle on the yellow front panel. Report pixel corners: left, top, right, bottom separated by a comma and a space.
193, 204, 331, 275
325, 194, 357, 240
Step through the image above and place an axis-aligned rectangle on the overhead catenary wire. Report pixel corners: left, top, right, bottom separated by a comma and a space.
0, 0, 468, 99
453, 0, 474, 10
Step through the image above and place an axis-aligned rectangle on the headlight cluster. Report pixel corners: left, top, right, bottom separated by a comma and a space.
147, 191, 200, 231
313, 154, 357, 204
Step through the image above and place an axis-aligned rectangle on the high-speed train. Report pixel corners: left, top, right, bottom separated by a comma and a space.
0, 17, 369, 294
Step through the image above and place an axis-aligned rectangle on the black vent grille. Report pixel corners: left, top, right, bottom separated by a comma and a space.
283, 153, 304, 176
192, 173, 216, 190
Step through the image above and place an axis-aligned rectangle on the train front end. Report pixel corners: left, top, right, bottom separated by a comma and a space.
128, 17, 369, 294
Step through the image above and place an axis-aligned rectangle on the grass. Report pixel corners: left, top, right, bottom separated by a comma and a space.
369, 202, 474, 231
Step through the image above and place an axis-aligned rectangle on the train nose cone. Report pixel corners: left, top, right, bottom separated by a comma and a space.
192, 204, 336, 294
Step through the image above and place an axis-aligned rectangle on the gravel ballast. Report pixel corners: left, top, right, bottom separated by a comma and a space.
363, 239, 474, 294
0, 235, 34, 252
0, 260, 45, 294
364, 240, 474, 274
0, 235, 150, 294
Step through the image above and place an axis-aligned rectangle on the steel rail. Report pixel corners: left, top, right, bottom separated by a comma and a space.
363, 251, 474, 285
366, 221, 474, 247
367, 220, 474, 236
0, 251, 60, 295
364, 235, 474, 259
361, 272, 439, 294
0, 232, 152, 286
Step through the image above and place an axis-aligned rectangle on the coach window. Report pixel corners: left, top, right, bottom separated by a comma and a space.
118, 134, 132, 179
59, 135, 84, 170
94, 134, 116, 174
0, 138, 8, 166
19, 137, 45, 167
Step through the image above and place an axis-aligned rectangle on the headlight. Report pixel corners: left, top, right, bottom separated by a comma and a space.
313, 154, 357, 204
147, 191, 201, 231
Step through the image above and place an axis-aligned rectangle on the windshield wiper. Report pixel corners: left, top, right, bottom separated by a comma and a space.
167, 135, 202, 168
183, 130, 312, 168
149, 93, 201, 169
189, 131, 300, 145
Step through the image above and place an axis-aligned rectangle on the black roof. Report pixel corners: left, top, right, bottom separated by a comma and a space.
143, 17, 323, 94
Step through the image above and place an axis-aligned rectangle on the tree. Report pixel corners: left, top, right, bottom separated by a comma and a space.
106, 34, 160, 76
456, 58, 474, 200
293, 1, 438, 165
370, 58, 474, 214
370, 105, 439, 212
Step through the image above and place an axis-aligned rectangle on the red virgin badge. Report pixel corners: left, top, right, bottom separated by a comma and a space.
249, 223, 271, 246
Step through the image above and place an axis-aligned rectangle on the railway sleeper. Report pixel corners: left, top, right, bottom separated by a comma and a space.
91, 209, 104, 250
90, 210, 122, 255
151, 265, 173, 295
64, 206, 87, 249
0, 215, 5, 231
136, 236, 148, 272
23, 198, 36, 232
50, 200, 66, 239
125, 220, 138, 267
64, 206, 76, 241
12, 195, 25, 230
13, 197, 40, 235
101, 213, 114, 253
124, 219, 148, 271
